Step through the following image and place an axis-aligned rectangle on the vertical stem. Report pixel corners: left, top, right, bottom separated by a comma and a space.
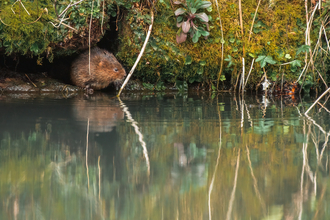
214, 0, 225, 90
86, 118, 90, 190
238, 0, 244, 56
248, 0, 261, 43
117, 10, 154, 96
88, 0, 95, 76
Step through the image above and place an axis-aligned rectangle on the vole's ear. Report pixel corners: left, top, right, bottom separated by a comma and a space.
98, 61, 103, 66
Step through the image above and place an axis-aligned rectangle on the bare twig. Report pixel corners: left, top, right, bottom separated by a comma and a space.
50, 18, 77, 31
101, 0, 105, 35
244, 58, 254, 87
117, 10, 154, 96
25, 74, 37, 87
240, 58, 245, 94
58, 0, 84, 18
213, 0, 225, 90
315, 68, 328, 89
296, 2, 319, 83
0, 17, 10, 26
248, 0, 261, 42
89, 0, 95, 76
12, 0, 30, 15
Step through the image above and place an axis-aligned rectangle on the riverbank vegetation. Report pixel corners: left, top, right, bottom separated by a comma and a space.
0, 0, 330, 93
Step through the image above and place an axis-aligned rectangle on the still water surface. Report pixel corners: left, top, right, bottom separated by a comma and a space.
0, 92, 330, 220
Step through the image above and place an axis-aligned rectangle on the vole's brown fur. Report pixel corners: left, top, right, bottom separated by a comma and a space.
71, 47, 126, 91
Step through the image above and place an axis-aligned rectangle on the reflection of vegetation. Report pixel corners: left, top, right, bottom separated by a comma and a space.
1, 95, 330, 219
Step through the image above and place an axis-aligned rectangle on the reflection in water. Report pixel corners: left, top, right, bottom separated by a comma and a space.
1, 93, 330, 219
72, 94, 124, 133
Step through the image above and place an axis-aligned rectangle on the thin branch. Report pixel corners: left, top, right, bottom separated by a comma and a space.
50, 18, 77, 31
248, 0, 261, 42
213, 0, 225, 90
58, 0, 84, 18
240, 58, 245, 94
0, 17, 10, 26
117, 10, 154, 96
11, 0, 30, 15
89, 0, 95, 76
244, 58, 254, 87
25, 74, 37, 87
101, 0, 105, 35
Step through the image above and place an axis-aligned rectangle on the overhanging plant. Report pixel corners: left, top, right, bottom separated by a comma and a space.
174, 0, 212, 43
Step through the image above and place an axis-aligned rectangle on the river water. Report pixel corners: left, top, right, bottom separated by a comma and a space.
0, 92, 329, 220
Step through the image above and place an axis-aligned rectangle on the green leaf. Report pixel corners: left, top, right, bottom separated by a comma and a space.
265, 56, 276, 65
196, 1, 212, 9
291, 59, 302, 68
191, 8, 197, 14
285, 54, 291, 59
199, 61, 206, 66
177, 16, 183, 23
296, 45, 311, 56
256, 55, 266, 62
220, 75, 226, 81
224, 55, 234, 67
185, 55, 193, 65
200, 30, 209, 37
192, 31, 199, 43
197, 67, 204, 75
256, 55, 276, 68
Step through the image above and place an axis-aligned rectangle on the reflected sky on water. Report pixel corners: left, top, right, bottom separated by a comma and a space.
0, 92, 330, 220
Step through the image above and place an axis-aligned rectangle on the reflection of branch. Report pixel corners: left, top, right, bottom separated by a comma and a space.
226, 149, 240, 220
208, 105, 222, 220
246, 146, 266, 215
305, 87, 330, 115
299, 119, 309, 220
312, 182, 327, 220
98, 156, 101, 200
239, 96, 244, 128
118, 98, 150, 177
86, 118, 90, 190
244, 101, 253, 127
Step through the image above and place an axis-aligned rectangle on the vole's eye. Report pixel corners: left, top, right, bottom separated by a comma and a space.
114, 68, 118, 72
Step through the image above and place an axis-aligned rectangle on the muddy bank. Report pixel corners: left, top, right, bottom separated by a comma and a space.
0, 68, 79, 96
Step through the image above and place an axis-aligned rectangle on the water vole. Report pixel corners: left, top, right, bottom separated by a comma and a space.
71, 47, 126, 92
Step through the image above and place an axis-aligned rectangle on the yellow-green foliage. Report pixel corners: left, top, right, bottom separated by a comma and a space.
0, 0, 115, 60
0, 0, 57, 56
117, 0, 307, 86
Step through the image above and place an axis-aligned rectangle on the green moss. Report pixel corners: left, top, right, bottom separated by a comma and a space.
0, 0, 119, 58
117, 0, 310, 88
